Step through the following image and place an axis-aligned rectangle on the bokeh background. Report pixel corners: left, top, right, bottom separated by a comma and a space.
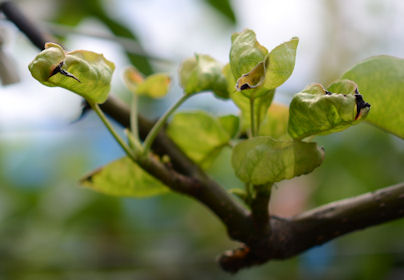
0, 0, 404, 279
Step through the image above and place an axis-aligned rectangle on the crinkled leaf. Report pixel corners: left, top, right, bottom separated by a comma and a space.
29, 42, 115, 104
263, 37, 299, 89
167, 111, 232, 168
288, 83, 371, 140
259, 103, 290, 140
341, 55, 404, 139
81, 157, 169, 197
230, 29, 268, 80
327, 79, 357, 95
232, 136, 324, 184
179, 54, 228, 98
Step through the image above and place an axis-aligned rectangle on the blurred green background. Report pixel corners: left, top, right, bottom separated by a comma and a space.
0, 0, 403, 279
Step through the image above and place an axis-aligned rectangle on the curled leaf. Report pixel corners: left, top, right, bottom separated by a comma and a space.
232, 136, 324, 184
29, 42, 115, 104
288, 83, 371, 139
179, 54, 228, 98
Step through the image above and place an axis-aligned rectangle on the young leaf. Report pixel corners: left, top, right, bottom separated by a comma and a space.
232, 136, 324, 185
179, 54, 228, 98
219, 115, 240, 139
341, 55, 404, 139
258, 103, 290, 140
264, 37, 299, 90
81, 157, 169, 197
123, 66, 144, 93
230, 29, 268, 80
166, 111, 233, 168
288, 83, 370, 139
123, 66, 171, 98
136, 73, 171, 98
327, 79, 358, 95
29, 42, 115, 104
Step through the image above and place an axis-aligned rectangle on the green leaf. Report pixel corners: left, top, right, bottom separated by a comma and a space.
232, 137, 324, 184
263, 37, 299, 89
218, 115, 240, 138
81, 157, 169, 197
327, 79, 358, 94
203, 0, 236, 24
29, 42, 115, 104
341, 55, 404, 139
230, 88, 275, 133
179, 54, 228, 98
230, 29, 268, 80
288, 83, 371, 140
123, 66, 171, 98
167, 111, 232, 168
258, 103, 291, 140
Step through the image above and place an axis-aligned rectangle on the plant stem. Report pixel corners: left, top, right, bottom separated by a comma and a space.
90, 102, 135, 161
143, 94, 191, 154
250, 97, 256, 137
130, 93, 141, 143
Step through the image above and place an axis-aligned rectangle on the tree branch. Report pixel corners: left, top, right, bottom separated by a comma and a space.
4, 2, 404, 274
0, 0, 253, 241
219, 182, 404, 273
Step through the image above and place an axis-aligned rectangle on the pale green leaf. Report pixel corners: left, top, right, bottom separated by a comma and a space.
263, 37, 299, 90
29, 42, 115, 104
218, 115, 240, 138
167, 111, 232, 168
232, 136, 324, 184
81, 157, 169, 197
258, 103, 290, 140
341, 55, 404, 139
230, 29, 268, 80
327, 79, 358, 95
179, 54, 228, 98
288, 83, 370, 139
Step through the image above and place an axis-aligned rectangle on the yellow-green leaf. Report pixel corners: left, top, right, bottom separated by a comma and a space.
29, 42, 115, 104
123, 66, 144, 93
230, 29, 268, 80
232, 136, 324, 184
136, 73, 171, 98
258, 103, 290, 140
81, 157, 169, 197
123, 66, 171, 98
288, 83, 371, 139
167, 111, 233, 168
179, 54, 228, 98
263, 37, 299, 90
341, 55, 404, 139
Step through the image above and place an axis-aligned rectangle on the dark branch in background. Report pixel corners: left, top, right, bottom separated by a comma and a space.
2, 1, 404, 273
